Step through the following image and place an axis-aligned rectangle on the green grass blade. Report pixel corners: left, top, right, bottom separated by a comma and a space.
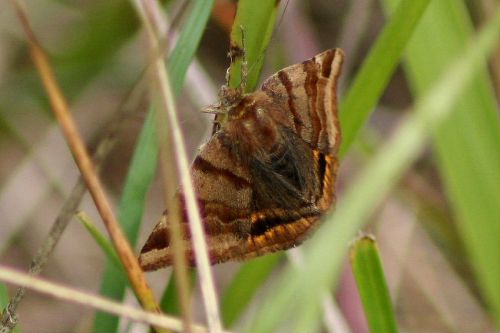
350, 236, 398, 333
245, 11, 500, 333
159, 271, 196, 316
168, 1, 216, 96
92, 111, 158, 332
76, 211, 122, 271
0, 283, 8, 317
0, 284, 7, 308
93, 1, 215, 331
381, 0, 500, 324
339, 0, 431, 157
221, 254, 281, 327
218, 0, 281, 326
228, 0, 280, 91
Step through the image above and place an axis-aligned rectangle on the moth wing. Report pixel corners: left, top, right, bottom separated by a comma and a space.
241, 47, 345, 260
260, 48, 344, 155
139, 49, 345, 270
258, 48, 343, 213
139, 133, 254, 271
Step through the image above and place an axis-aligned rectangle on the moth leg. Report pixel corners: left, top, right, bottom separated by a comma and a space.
239, 24, 248, 92
225, 25, 248, 91
225, 68, 231, 88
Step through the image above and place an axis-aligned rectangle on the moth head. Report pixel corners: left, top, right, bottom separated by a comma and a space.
202, 85, 242, 113
219, 85, 243, 107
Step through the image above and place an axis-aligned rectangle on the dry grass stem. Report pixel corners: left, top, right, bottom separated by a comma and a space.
0, 266, 227, 333
134, 1, 194, 331
9, 0, 162, 327
137, 1, 223, 332
0, 56, 143, 331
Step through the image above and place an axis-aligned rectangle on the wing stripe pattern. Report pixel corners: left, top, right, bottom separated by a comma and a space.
304, 59, 321, 147
277, 70, 304, 136
192, 156, 251, 190
250, 208, 321, 236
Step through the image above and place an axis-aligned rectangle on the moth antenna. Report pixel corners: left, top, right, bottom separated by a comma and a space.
201, 107, 225, 115
273, 0, 290, 43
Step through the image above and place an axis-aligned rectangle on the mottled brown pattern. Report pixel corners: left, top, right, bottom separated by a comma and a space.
200, 200, 250, 221
139, 49, 344, 271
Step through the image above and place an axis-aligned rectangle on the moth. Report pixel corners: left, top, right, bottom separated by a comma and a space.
139, 48, 344, 271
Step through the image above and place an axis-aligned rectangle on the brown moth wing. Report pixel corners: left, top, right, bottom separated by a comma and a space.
139, 49, 344, 270
241, 48, 344, 259
260, 49, 343, 156
139, 133, 257, 271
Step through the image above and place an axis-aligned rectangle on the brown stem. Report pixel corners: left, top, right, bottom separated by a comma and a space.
8, 0, 163, 330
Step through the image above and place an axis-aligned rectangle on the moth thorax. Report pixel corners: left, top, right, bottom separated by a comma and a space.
234, 106, 280, 154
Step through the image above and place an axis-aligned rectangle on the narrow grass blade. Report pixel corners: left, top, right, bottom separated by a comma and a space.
339, 0, 431, 156
77, 211, 122, 272
380, 0, 500, 324
245, 11, 500, 333
350, 236, 398, 333
228, 0, 280, 91
0, 284, 7, 309
93, 110, 157, 332
168, 1, 216, 95
221, 254, 281, 327
159, 271, 196, 316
